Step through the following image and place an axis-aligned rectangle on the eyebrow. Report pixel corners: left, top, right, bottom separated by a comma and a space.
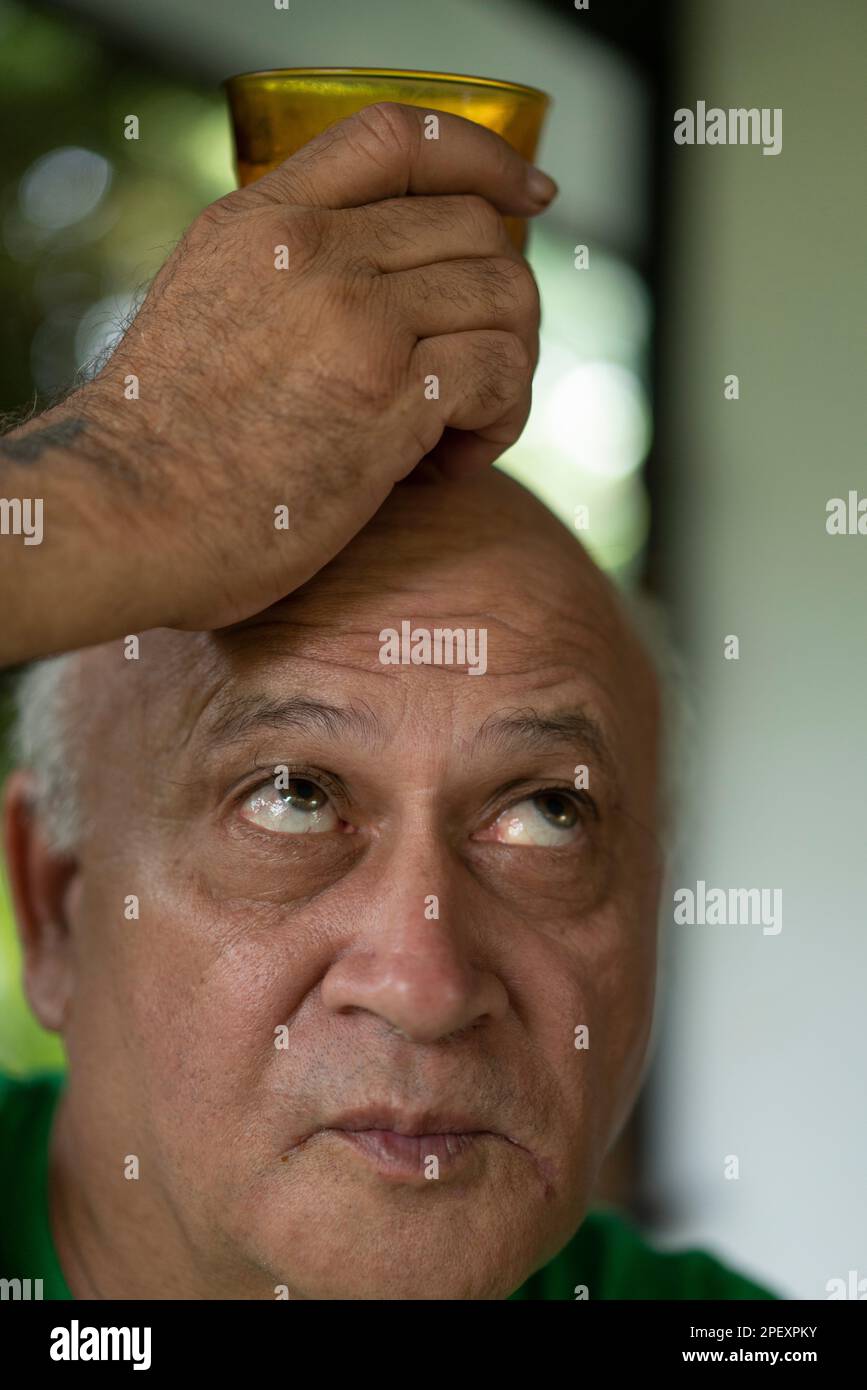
199, 694, 614, 772
201, 694, 382, 749
474, 707, 616, 773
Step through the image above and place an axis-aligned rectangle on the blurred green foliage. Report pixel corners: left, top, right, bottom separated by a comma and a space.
0, 0, 234, 414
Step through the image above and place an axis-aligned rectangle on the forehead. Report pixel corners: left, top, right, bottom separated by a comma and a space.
90, 572, 655, 805
78, 475, 659, 794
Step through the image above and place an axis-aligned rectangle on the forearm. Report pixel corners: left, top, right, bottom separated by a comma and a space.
0, 390, 168, 667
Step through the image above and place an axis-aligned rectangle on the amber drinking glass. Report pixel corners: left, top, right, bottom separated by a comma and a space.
224, 67, 550, 251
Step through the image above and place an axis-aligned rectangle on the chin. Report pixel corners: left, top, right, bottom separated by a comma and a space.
265, 1222, 536, 1300
243, 1164, 556, 1300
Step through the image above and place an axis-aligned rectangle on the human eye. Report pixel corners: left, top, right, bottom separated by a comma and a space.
479, 787, 591, 848
239, 773, 342, 835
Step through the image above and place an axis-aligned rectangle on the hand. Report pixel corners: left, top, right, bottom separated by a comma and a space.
85, 101, 555, 631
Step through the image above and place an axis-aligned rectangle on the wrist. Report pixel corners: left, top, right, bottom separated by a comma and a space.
1, 384, 182, 651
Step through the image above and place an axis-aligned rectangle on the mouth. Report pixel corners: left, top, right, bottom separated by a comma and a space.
332, 1128, 489, 1173
290, 1108, 509, 1179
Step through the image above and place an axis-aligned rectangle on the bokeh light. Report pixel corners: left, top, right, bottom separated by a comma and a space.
543, 360, 651, 480
19, 146, 112, 230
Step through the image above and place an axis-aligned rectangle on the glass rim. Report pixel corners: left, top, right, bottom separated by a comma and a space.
224, 66, 549, 103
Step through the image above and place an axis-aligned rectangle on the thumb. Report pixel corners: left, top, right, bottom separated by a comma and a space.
231, 101, 557, 220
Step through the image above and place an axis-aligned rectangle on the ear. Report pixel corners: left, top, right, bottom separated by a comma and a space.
3, 769, 81, 1032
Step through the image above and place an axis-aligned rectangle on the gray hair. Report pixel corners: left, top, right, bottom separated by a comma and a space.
11, 590, 692, 858
11, 653, 81, 854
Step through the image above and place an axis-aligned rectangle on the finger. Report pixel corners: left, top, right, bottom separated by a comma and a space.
384, 257, 540, 370
236, 102, 558, 218
341, 193, 515, 273
407, 330, 533, 456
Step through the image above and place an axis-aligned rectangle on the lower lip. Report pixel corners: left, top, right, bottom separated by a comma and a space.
330, 1128, 486, 1175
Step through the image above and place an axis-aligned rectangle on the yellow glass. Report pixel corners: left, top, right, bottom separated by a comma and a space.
224, 67, 550, 251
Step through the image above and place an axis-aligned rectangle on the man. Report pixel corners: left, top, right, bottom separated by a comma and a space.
0, 104, 775, 1299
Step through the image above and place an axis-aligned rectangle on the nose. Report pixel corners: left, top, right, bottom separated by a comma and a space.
319, 828, 508, 1043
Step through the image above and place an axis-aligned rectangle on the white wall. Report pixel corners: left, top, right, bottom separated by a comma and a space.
647, 0, 867, 1299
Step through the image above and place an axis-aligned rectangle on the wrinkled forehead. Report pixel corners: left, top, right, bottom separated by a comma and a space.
76, 534, 659, 808
70, 468, 659, 805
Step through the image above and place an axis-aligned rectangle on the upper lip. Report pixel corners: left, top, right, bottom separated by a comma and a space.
320, 1107, 500, 1138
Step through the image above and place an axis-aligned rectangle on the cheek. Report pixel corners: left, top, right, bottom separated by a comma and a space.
528, 905, 658, 1162
70, 862, 303, 1122
584, 914, 658, 1137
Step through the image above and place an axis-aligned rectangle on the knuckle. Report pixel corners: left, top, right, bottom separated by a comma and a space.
196, 190, 249, 229
506, 254, 540, 304
349, 348, 404, 415
472, 334, 530, 408
492, 333, 533, 388
186, 199, 334, 267
503, 331, 533, 380
460, 193, 504, 243
353, 202, 413, 260
324, 301, 404, 409
265, 205, 332, 270
183, 204, 232, 253
344, 101, 418, 167
284, 204, 329, 252
330, 250, 378, 311
489, 256, 541, 319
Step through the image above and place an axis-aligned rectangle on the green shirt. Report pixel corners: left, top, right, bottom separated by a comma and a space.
0, 1070, 777, 1300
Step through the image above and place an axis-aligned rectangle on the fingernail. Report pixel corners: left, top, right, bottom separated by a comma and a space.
526, 165, 558, 205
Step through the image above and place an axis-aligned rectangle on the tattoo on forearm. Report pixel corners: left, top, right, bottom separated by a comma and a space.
0, 417, 88, 462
